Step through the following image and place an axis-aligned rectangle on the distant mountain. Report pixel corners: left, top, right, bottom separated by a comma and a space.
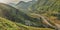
8, 0, 37, 13
16, 1, 32, 9
17, 0, 36, 8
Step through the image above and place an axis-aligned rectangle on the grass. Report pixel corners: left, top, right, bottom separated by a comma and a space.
0, 17, 21, 30
0, 17, 54, 30
16, 23, 54, 30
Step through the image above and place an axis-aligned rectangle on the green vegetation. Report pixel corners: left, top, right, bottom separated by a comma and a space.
0, 17, 21, 30
0, 3, 54, 30
31, 0, 60, 16
0, 17, 54, 30
30, 0, 60, 30
0, 0, 60, 30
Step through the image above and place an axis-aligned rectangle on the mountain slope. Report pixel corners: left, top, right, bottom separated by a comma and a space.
0, 3, 55, 30
14, 0, 37, 13
0, 3, 50, 28
16, 0, 36, 9
0, 3, 54, 30
0, 17, 21, 30
30, 0, 60, 30
0, 17, 54, 30
31, 0, 60, 14
31, 0, 60, 24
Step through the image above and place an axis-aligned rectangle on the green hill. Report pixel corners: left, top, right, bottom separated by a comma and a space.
31, 0, 60, 15
0, 17, 54, 30
31, 0, 60, 24
0, 3, 54, 30
0, 3, 51, 28
30, 0, 60, 30
0, 0, 60, 29
0, 17, 21, 30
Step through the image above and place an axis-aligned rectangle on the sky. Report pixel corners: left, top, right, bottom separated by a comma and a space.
0, 0, 32, 4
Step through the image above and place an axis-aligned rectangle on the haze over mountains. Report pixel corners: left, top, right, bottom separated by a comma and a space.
0, 0, 60, 30
9, 0, 37, 13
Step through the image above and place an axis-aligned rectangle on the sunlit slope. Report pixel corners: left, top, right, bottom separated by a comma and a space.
0, 17, 21, 30
0, 17, 54, 30
16, 23, 54, 30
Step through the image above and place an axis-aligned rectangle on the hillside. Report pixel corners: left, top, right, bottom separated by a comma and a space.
0, 17, 54, 30
31, 0, 60, 24
30, 0, 60, 30
0, 17, 21, 30
0, 3, 54, 30
0, 0, 60, 30
0, 3, 50, 28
